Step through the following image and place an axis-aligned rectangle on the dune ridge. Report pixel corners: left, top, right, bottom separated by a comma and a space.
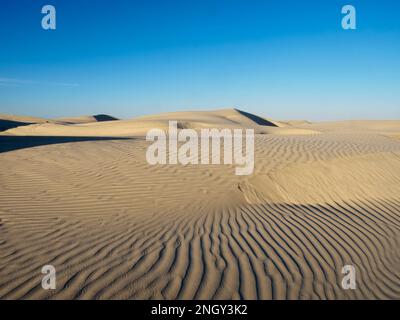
1, 109, 318, 137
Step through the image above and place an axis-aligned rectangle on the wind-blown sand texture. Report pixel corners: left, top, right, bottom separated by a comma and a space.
1, 109, 400, 299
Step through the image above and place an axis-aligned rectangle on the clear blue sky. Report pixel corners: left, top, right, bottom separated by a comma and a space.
0, 0, 399, 120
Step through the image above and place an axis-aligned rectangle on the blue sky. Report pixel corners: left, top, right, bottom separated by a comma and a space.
0, 0, 399, 120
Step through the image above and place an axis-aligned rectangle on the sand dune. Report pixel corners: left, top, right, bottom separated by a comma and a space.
296, 119, 400, 134
54, 114, 119, 124
0, 114, 51, 124
0, 114, 51, 132
0, 114, 118, 133
1, 109, 400, 299
1, 109, 318, 137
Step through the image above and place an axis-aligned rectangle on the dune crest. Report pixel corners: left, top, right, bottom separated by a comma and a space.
1, 109, 318, 137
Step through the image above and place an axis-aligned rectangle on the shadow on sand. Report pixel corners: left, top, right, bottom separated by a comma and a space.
92, 114, 119, 122
235, 109, 278, 127
0, 119, 36, 131
0, 136, 134, 153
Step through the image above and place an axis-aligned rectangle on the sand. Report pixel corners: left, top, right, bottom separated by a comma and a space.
2, 109, 318, 137
1, 109, 400, 299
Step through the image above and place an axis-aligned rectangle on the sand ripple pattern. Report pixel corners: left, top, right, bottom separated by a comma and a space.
1, 133, 400, 299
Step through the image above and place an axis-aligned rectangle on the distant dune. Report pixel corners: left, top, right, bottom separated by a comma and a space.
0, 109, 317, 136
0, 114, 51, 124
0, 114, 51, 132
55, 114, 119, 124
1, 109, 400, 299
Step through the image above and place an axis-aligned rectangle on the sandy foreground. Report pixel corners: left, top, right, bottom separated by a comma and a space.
1, 109, 400, 299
